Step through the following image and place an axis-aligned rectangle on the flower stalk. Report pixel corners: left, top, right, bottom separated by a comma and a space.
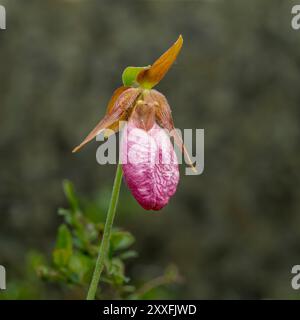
86, 163, 123, 300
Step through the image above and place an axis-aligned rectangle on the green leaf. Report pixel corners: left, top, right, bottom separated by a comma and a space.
26, 251, 46, 271
110, 231, 135, 251
58, 208, 73, 224
63, 180, 79, 211
119, 250, 138, 260
55, 225, 73, 250
122, 66, 150, 87
106, 258, 128, 285
36, 265, 63, 282
53, 249, 71, 268
53, 225, 73, 267
68, 253, 93, 284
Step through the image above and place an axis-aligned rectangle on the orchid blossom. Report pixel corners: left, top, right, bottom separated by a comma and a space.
73, 35, 194, 210
73, 35, 194, 299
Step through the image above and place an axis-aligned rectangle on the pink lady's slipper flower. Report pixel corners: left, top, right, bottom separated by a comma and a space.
73, 35, 194, 210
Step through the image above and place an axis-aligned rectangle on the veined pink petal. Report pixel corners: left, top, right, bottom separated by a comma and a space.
121, 120, 179, 211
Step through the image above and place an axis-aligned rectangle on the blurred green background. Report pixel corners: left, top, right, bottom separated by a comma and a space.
1, 0, 300, 299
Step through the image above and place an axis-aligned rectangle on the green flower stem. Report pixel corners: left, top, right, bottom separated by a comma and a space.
86, 163, 123, 300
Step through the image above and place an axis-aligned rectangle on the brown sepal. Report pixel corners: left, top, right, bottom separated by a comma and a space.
72, 88, 141, 153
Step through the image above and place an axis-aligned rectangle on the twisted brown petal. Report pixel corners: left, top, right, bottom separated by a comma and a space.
149, 90, 197, 172
106, 86, 129, 114
72, 88, 141, 153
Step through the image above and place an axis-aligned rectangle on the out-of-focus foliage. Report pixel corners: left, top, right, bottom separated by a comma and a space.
1, 181, 181, 299
1, 0, 300, 299
39, 180, 137, 296
38, 180, 181, 299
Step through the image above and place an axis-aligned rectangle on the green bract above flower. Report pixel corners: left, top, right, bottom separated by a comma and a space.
122, 66, 150, 87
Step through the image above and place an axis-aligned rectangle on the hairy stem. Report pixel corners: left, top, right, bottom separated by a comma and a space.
86, 163, 123, 300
